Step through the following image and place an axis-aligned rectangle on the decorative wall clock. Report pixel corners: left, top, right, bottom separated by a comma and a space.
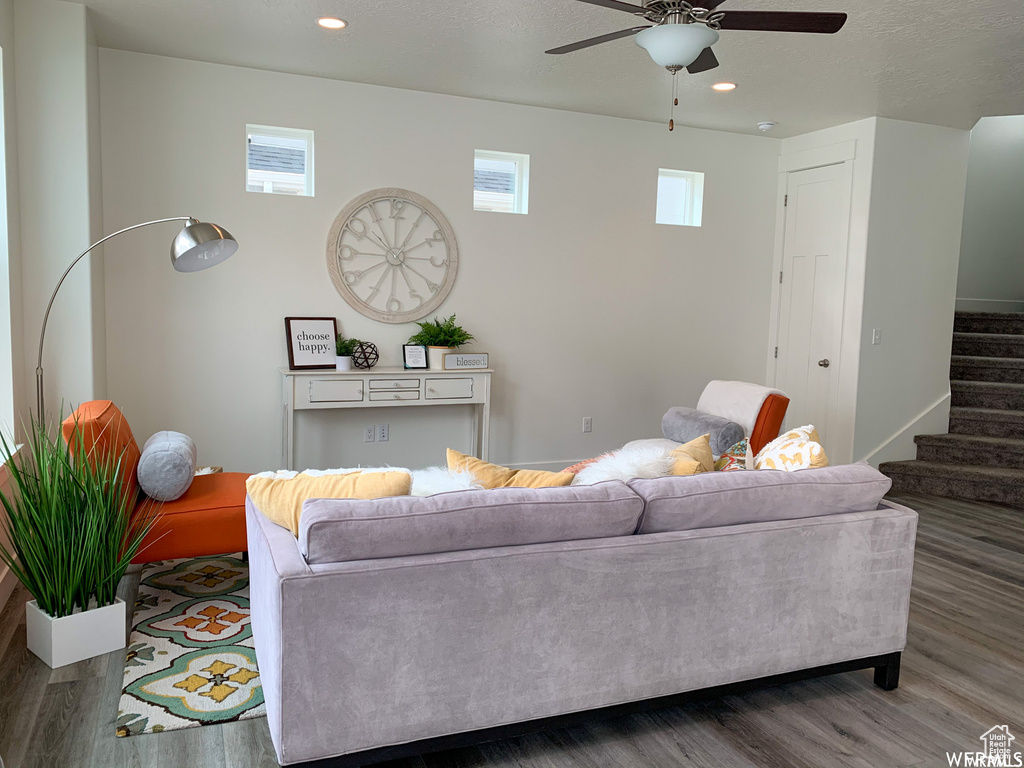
326, 188, 458, 324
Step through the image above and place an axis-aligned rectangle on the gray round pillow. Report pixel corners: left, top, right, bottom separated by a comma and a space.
662, 406, 744, 456
137, 431, 197, 501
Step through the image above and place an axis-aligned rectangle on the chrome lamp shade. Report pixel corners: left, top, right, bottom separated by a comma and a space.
171, 220, 238, 273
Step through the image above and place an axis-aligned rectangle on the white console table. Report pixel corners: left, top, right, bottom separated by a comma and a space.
281, 367, 492, 470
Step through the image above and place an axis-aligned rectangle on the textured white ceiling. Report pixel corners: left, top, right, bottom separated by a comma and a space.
72, 0, 1023, 137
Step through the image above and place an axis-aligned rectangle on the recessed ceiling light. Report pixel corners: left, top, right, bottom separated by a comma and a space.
712, 82, 737, 92
317, 17, 347, 30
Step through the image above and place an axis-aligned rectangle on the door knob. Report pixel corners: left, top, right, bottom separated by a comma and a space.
818, 359, 830, 368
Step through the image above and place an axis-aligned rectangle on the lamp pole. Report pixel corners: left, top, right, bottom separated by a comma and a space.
35, 216, 237, 421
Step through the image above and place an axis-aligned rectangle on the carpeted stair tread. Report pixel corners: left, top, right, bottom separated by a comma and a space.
951, 332, 1024, 358
951, 380, 1024, 410
949, 406, 1024, 422
954, 311, 1024, 335
949, 406, 1024, 438
914, 433, 1024, 469
949, 355, 1024, 384
879, 460, 1024, 505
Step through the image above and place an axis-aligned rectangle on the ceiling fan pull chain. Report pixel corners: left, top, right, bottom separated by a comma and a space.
669, 70, 678, 131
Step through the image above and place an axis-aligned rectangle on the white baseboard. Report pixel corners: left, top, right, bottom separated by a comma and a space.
859, 393, 951, 467
955, 298, 1024, 313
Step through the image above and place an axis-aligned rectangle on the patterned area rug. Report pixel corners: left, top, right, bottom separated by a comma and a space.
116, 554, 266, 736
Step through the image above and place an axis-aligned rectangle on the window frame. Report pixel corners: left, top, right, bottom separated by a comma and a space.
473, 149, 530, 215
656, 168, 705, 227
245, 124, 315, 197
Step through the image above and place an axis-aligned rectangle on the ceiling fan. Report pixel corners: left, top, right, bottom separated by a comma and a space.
546, 0, 847, 75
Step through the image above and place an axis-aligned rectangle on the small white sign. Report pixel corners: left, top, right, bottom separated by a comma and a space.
443, 352, 488, 370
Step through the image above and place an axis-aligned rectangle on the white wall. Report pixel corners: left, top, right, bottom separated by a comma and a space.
854, 118, 969, 463
14, 0, 105, 422
99, 50, 781, 473
956, 115, 1024, 313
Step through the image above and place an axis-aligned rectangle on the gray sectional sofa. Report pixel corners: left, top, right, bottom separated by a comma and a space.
246, 462, 917, 767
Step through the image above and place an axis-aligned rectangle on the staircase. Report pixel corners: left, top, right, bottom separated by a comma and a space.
879, 311, 1024, 506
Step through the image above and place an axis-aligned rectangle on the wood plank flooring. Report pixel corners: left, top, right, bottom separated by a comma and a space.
0, 493, 1020, 768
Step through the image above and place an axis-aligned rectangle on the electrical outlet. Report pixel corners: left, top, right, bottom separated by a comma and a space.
582, 417, 593, 434
363, 425, 376, 443
377, 424, 389, 442
872, 328, 882, 345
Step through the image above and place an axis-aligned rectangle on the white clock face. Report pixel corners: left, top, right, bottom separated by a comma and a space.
326, 188, 458, 324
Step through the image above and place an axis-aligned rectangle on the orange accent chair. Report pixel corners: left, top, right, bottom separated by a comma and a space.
62, 401, 248, 563
695, 380, 790, 455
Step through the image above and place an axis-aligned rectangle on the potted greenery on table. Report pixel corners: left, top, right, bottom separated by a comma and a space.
407, 314, 475, 370
0, 417, 158, 668
335, 335, 361, 371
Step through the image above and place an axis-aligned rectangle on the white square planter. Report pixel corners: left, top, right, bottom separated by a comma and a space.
25, 598, 126, 668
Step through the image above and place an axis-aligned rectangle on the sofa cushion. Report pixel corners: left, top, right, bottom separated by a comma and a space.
628, 462, 891, 534
298, 481, 644, 564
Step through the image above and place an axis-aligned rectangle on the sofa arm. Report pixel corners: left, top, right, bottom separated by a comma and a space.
246, 496, 309, 764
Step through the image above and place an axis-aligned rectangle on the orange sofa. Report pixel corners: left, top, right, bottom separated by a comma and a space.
63, 401, 248, 563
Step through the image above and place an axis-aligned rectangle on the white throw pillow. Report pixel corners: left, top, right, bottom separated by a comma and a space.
573, 443, 675, 485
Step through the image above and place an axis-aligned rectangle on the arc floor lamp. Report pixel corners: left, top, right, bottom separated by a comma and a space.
36, 217, 238, 421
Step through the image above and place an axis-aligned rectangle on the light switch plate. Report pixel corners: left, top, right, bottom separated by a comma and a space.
872, 328, 882, 345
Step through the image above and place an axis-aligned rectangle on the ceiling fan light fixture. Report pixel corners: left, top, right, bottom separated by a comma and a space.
635, 23, 720, 69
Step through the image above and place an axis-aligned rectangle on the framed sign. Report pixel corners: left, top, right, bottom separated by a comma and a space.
285, 317, 338, 370
403, 344, 428, 369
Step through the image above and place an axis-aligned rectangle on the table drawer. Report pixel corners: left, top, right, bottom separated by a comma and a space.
369, 378, 420, 390
308, 379, 364, 403
369, 390, 420, 402
425, 378, 474, 400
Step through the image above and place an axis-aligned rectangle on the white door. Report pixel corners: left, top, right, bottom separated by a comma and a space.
773, 162, 852, 448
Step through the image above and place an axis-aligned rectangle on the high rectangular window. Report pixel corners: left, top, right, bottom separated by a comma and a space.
246, 125, 314, 196
656, 168, 704, 227
474, 149, 529, 215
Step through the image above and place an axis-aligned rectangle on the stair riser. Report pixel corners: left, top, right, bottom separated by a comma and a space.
914, 443, 1024, 470
951, 337, 1024, 358
884, 471, 1024, 505
949, 363, 1024, 384
949, 416, 1024, 439
954, 317, 1024, 335
950, 388, 1024, 410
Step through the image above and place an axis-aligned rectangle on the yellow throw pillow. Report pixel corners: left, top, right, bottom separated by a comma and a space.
447, 448, 574, 489
247, 471, 412, 536
669, 434, 714, 476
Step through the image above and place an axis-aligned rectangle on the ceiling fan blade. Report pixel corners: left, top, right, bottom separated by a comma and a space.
571, 0, 650, 15
686, 47, 719, 74
546, 25, 650, 54
718, 11, 847, 33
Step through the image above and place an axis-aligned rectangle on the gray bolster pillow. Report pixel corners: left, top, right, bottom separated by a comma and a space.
662, 407, 745, 456
137, 431, 197, 501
